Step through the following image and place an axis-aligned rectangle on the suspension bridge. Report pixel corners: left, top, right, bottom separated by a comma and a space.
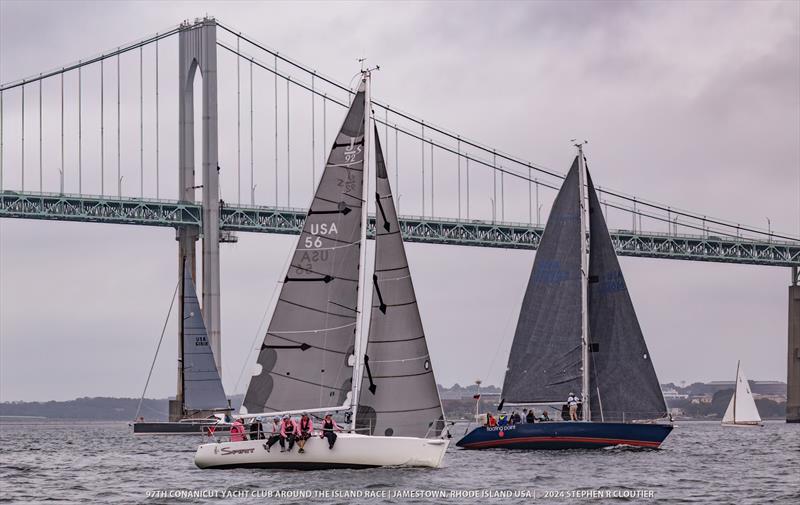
0, 18, 798, 421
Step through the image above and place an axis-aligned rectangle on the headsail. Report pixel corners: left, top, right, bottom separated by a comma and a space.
586, 171, 667, 422
243, 85, 366, 414
501, 157, 583, 404
356, 127, 445, 437
722, 361, 761, 424
182, 260, 228, 412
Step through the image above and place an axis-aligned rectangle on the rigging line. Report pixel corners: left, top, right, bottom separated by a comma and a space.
134, 278, 179, 421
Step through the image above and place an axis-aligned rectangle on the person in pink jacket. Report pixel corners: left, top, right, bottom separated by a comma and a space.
229, 418, 246, 442
279, 415, 299, 452
296, 413, 314, 453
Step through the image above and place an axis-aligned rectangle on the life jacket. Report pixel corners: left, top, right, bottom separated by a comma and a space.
300, 417, 311, 432
283, 420, 294, 433
323, 419, 334, 430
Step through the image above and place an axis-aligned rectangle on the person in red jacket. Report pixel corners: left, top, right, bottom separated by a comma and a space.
296, 413, 314, 453
229, 418, 247, 442
279, 415, 298, 452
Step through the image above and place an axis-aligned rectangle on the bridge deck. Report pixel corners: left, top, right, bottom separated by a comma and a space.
1, 191, 797, 267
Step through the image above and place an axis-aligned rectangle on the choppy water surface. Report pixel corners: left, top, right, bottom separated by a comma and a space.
1, 421, 798, 504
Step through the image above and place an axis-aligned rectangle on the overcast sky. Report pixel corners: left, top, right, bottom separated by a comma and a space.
1, 0, 798, 402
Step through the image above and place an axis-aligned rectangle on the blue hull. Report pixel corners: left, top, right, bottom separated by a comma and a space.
456, 422, 673, 450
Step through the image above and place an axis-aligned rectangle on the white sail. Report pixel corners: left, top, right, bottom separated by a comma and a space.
722, 361, 762, 426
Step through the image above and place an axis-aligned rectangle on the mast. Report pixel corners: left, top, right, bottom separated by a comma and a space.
576, 142, 591, 422
179, 255, 187, 418
351, 68, 372, 430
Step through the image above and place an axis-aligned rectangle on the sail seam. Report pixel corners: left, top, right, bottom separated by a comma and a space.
277, 298, 355, 318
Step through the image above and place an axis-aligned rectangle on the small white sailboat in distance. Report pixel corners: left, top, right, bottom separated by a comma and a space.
721, 361, 763, 427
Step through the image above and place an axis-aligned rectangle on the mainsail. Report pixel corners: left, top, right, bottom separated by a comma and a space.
182, 260, 228, 412
586, 171, 667, 422
501, 157, 584, 404
356, 127, 445, 437
722, 361, 762, 425
243, 85, 366, 414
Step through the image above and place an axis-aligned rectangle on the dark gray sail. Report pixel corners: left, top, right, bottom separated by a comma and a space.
356, 127, 445, 437
586, 171, 667, 422
243, 86, 366, 414
501, 157, 583, 404
182, 260, 228, 412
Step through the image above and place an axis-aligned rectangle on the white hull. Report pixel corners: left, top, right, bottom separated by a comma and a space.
721, 421, 764, 428
195, 433, 449, 470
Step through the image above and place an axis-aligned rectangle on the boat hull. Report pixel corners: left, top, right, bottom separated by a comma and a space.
133, 421, 229, 435
195, 433, 449, 470
456, 421, 673, 450
721, 422, 763, 428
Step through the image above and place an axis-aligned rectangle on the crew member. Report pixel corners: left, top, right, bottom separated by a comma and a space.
250, 416, 264, 440
486, 413, 497, 427
264, 416, 282, 452
280, 415, 298, 451
229, 417, 247, 442
319, 413, 342, 449
567, 392, 579, 421
297, 412, 314, 454
526, 409, 536, 424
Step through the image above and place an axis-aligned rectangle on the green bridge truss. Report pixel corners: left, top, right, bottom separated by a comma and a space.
2, 191, 798, 267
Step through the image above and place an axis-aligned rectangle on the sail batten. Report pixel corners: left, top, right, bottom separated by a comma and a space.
243, 87, 366, 414
181, 260, 228, 413
501, 157, 584, 404
586, 171, 667, 422
356, 127, 445, 438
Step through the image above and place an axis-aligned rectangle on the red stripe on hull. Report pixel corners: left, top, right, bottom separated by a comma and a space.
462, 435, 662, 449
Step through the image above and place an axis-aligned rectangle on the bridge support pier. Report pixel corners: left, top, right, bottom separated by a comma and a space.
788, 267, 800, 423
173, 18, 222, 419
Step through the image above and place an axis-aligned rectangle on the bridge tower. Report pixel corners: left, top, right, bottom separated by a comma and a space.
171, 18, 222, 420
788, 267, 800, 423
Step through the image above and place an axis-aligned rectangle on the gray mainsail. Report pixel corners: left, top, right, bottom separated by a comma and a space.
501, 157, 583, 404
182, 260, 228, 412
243, 86, 366, 414
356, 127, 445, 437
586, 171, 667, 421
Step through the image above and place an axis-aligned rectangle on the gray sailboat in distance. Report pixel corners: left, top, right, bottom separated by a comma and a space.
133, 259, 232, 434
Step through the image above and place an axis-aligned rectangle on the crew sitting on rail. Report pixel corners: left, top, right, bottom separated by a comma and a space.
510, 411, 522, 424
229, 417, 247, 442
249, 416, 265, 440
320, 413, 343, 449
296, 412, 314, 454
525, 409, 536, 423
486, 413, 497, 427
263, 416, 282, 452
539, 410, 551, 422
279, 415, 298, 452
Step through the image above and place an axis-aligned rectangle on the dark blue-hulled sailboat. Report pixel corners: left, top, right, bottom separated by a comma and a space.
457, 145, 673, 450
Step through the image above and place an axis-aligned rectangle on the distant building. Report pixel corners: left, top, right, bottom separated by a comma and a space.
662, 388, 689, 400
691, 394, 713, 404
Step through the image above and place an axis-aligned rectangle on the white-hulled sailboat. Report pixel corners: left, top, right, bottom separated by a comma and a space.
194, 70, 449, 470
721, 361, 763, 427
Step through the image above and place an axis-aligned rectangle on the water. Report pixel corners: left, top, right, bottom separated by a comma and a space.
1, 421, 798, 504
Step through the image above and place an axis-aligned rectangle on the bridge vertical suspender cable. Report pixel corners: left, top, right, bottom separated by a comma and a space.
250, 59, 254, 205
457, 136, 461, 219
39, 78, 42, 192
237, 35, 241, 205
79, 63, 83, 194
21, 83, 24, 191
116, 52, 120, 197
155, 38, 159, 199
1, 90, 3, 191
430, 141, 434, 217
100, 59, 104, 196
311, 73, 315, 193
60, 72, 64, 194
421, 121, 425, 217
394, 123, 399, 215
139, 47, 143, 198
273, 54, 278, 206
286, 76, 290, 207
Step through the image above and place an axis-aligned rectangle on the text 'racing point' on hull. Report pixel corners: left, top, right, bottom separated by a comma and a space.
456, 422, 673, 450
194, 433, 449, 470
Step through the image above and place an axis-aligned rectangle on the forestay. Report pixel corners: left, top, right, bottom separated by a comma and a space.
356, 127, 445, 437
501, 157, 584, 404
586, 171, 667, 422
243, 86, 366, 414
182, 260, 229, 412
